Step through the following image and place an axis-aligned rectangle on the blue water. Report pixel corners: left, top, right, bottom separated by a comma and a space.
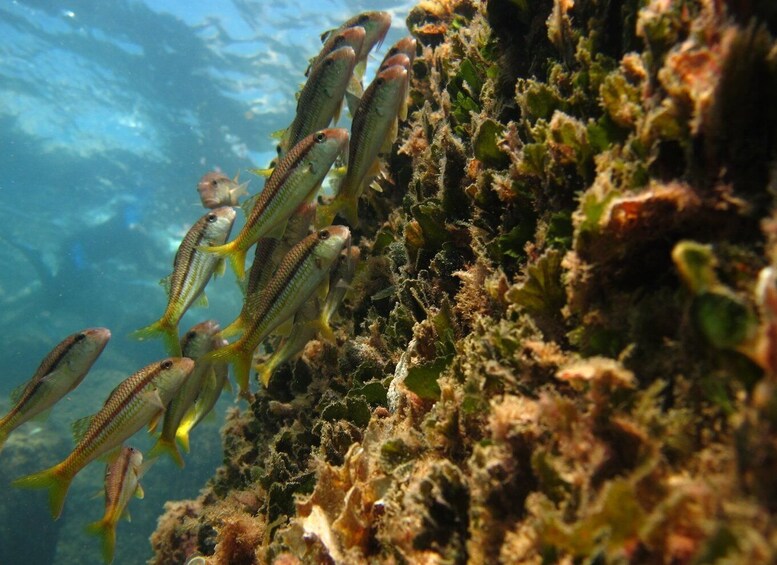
0, 1, 410, 563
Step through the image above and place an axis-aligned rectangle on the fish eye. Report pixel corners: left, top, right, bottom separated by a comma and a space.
161, 360, 173, 370
356, 14, 369, 24
388, 47, 398, 56
314, 132, 327, 143
324, 58, 334, 67
186, 331, 196, 340
75, 333, 86, 342
210, 179, 218, 186
318, 229, 330, 240
375, 77, 385, 86
206, 213, 217, 223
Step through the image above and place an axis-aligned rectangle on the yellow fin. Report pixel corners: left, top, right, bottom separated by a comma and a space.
273, 318, 294, 338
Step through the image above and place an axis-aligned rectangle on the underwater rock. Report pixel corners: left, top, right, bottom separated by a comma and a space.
150, 0, 777, 563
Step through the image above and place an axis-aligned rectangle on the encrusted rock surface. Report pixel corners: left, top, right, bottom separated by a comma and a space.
151, 0, 777, 562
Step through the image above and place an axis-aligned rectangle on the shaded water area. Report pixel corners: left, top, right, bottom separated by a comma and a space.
0, 1, 409, 563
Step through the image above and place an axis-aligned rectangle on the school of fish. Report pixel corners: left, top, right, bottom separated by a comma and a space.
1, 10, 412, 564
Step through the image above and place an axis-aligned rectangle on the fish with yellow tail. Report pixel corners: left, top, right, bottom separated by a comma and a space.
0, 328, 111, 454
86, 446, 148, 564
277, 45, 359, 158
202, 129, 348, 280
318, 64, 408, 227
133, 207, 236, 356
257, 245, 360, 387
13, 357, 194, 519
148, 320, 221, 466
208, 226, 351, 396
225, 202, 317, 338
197, 171, 249, 208
175, 335, 230, 448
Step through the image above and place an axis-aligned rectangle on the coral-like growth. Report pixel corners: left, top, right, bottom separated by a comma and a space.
151, 0, 777, 562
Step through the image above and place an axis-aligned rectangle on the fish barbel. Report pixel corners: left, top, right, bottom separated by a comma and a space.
203, 129, 348, 280
133, 207, 236, 356
208, 226, 351, 395
278, 46, 358, 158
319, 64, 408, 227
86, 446, 146, 564
0, 327, 111, 453
148, 320, 221, 467
13, 357, 194, 519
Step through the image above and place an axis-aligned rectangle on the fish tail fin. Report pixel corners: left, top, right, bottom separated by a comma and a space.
147, 436, 185, 468
229, 248, 247, 280
85, 519, 117, 564
175, 407, 197, 453
314, 316, 337, 345
12, 464, 72, 519
131, 321, 181, 357
256, 361, 275, 388
206, 344, 252, 396
219, 317, 243, 339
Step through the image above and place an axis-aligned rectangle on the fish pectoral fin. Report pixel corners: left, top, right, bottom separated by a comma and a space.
147, 411, 162, 434
273, 318, 295, 338
30, 407, 53, 423
345, 89, 361, 119
71, 415, 94, 444
135, 484, 145, 500
142, 390, 166, 411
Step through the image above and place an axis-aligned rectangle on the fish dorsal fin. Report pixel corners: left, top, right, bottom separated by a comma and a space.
72, 415, 94, 444
159, 275, 172, 296
193, 292, 209, 308
10, 382, 29, 405
241, 192, 262, 217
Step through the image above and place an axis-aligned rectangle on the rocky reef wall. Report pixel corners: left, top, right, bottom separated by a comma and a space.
151, 0, 777, 562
